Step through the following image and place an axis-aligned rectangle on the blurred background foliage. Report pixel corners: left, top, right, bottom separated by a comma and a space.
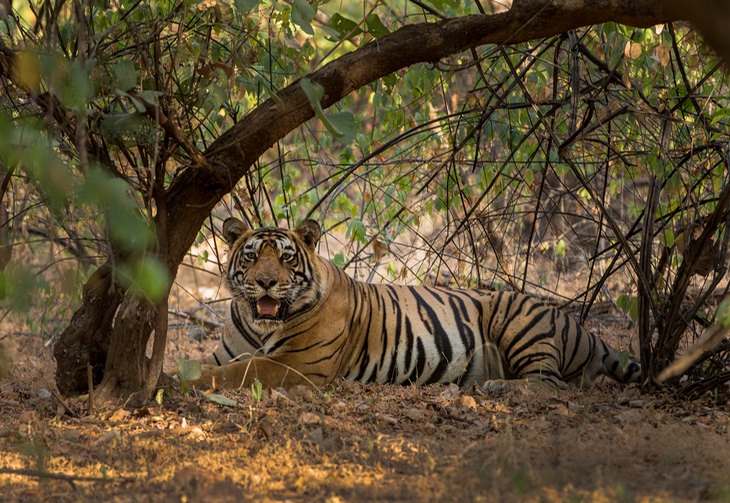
0, 0, 728, 394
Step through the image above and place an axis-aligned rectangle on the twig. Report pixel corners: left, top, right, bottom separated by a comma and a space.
168, 309, 223, 330
0, 467, 131, 483
131, 91, 215, 175
86, 362, 95, 413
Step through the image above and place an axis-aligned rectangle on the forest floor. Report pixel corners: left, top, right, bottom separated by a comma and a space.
2, 255, 730, 503
1, 326, 729, 503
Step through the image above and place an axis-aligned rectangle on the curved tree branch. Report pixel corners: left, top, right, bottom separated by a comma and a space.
166, 0, 678, 266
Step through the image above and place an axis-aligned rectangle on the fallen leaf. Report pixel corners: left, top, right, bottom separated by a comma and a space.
454, 395, 477, 411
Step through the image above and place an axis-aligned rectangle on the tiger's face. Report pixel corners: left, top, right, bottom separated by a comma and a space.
222, 217, 324, 329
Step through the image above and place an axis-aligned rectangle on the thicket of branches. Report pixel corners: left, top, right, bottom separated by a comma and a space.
0, 0, 728, 400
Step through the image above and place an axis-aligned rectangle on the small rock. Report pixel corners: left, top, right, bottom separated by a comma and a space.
270, 388, 291, 404
300, 412, 321, 425
289, 385, 316, 403
439, 383, 461, 401
617, 409, 642, 424
375, 413, 398, 425
405, 407, 424, 421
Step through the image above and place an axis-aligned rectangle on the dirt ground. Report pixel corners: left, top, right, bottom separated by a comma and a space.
1, 327, 729, 503
1, 257, 729, 503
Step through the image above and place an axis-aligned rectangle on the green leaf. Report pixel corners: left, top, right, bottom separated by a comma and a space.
331, 252, 345, 268
291, 0, 315, 35
113, 60, 137, 92
206, 393, 238, 407
365, 14, 390, 38
300, 79, 358, 144
618, 350, 631, 373
251, 378, 263, 402
422, 0, 457, 10
323, 112, 358, 144
660, 228, 675, 248
154, 388, 164, 405
326, 13, 362, 40
135, 89, 163, 105
617, 294, 639, 322
61, 61, 94, 110
717, 297, 730, 328
300, 77, 325, 114
0, 266, 43, 312
115, 257, 170, 302
234, 0, 262, 13
176, 358, 202, 382
347, 219, 367, 243
80, 168, 155, 252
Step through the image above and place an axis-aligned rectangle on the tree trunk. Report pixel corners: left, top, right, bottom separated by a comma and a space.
54, 263, 122, 395
52, 0, 678, 400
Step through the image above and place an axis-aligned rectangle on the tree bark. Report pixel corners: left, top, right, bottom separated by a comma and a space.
54, 264, 122, 395
662, 0, 730, 65
52, 0, 679, 399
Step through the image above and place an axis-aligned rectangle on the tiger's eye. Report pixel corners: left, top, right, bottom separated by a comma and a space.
244, 252, 256, 261
280, 251, 294, 262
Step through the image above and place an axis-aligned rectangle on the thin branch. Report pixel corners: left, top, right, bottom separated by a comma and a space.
0, 467, 131, 483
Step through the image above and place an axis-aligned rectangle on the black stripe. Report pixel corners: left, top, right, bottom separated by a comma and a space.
449, 295, 476, 354
353, 352, 370, 382
562, 314, 582, 372
407, 337, 427, 384
221, 337, 238, 360
426, 286, 445, 305
267, 328, 309, 353
403, 317, 414, 373
503, 307, 551, 359
486, 291, 504, 342
411, 287, 452, 383
511, 350, 558, 375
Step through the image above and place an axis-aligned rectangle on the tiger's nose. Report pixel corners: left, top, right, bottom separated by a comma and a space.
256, 276, 278, 289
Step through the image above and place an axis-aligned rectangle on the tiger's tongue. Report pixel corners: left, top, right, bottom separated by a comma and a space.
257, 296, 280, 316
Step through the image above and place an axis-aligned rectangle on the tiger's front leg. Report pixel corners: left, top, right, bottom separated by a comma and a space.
190, 357, 321, 390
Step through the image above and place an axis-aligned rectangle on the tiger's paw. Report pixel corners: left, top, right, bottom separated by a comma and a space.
480, 378, 561, 395
480, 378, 529, 395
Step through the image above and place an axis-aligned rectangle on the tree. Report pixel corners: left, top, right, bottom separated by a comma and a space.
3, 0, 728, 403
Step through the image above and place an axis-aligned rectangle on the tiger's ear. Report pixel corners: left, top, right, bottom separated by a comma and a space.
222, 217, 248, 244
295, 220, 322, 250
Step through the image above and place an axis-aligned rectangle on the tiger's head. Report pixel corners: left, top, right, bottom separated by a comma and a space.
222, 217, 325, 329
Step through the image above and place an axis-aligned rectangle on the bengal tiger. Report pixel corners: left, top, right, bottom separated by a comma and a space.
190, 217, 641, 392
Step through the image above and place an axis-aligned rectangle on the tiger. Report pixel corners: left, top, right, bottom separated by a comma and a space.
191, 217, 641, 392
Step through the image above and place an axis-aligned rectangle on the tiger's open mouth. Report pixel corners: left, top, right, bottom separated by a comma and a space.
252, 295, 288, 322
